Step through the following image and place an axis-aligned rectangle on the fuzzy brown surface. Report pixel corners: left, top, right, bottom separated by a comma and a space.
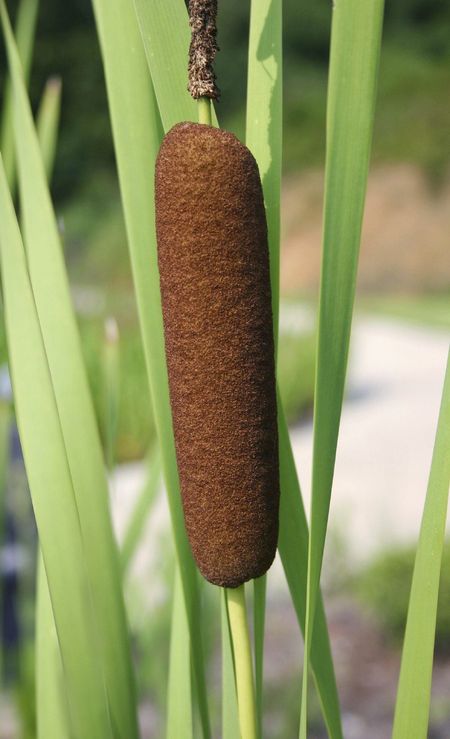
155, 123, 279, 588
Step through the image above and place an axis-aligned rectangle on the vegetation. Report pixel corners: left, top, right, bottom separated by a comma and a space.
0, 0, 449, 738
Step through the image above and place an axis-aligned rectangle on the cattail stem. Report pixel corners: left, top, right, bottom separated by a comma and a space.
227, 585, 258, 739
198, 96, 212, 125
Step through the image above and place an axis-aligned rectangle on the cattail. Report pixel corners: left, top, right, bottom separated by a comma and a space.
154, 1, 279, 589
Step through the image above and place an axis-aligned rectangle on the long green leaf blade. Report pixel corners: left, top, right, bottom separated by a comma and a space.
246, 0, 282, 340
0, 0, 38, 189
132, 0, 197, 130
392, 352, 450, 738
246, 2, 281, 731
36, 76, 62, 180
301, 1, 385, 735
0, 5, 139, 736
34, 70, 71, 739
90, 0, 211, 735
246, 1, 342, 735
221, 589, 240, 739
277, 401, 342, 739
36, 555, 70, 739
0, 155, 110, 739
166, 568, 193, 739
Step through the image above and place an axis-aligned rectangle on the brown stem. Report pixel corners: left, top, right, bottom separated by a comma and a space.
188, 0, 220, 100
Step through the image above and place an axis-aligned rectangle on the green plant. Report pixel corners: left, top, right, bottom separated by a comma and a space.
358, 541, 450, 653
0, 1, 449, 738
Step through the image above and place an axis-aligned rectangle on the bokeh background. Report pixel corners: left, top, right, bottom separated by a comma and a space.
0, 0, 449, 737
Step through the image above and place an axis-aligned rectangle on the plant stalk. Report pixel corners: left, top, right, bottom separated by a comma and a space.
198, 96, 212, 125
227, 585, 258, 739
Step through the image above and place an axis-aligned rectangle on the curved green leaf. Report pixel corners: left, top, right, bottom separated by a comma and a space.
393, 352, 450, 739
300, 1, 385, 735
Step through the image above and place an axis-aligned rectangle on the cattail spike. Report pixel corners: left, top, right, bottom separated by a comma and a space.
156, 123, 279, 587
188, 0, 220, 100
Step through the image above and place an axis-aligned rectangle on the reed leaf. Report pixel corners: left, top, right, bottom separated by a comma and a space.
36, 556, 70, 739
392, 351, 450, 739
246, 1, 342, 735
0, 4, 138, 736
166, 568, 193, 739
246, 0, 282, 723
0, 155, 110, 738
0, 0, 38, 190
90, 0, 210, 734
221, 590, 240, 739
133, 0, 198, 130
34, 71, 70, 739
36, 76, 61, 181
300, 1, 385, 735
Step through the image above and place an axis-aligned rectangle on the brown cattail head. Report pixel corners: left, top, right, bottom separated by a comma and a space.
155, 123, 279, 588
188, 0, 220, 100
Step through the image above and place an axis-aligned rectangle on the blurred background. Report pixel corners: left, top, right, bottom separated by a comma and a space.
0, 0, 449, 737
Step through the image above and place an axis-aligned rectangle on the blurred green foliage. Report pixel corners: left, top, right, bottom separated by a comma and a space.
1, 0, 449, 203
357, 542, 450, 654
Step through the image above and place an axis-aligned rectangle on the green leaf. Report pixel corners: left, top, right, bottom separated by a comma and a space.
0, 0, 38, 190
221, 590, 240, 739
0, 3, 139, 736
102, 317, 120, 472
246, 2, 282, 729
33, 66, 71, 739
0, 154, 110, 738
277, 401, 342, 739
36, 76, 62, 181
121, 445, 162, 576
300, 1, 385, 735
132, 0, 196, 131
166, 568, 193, 739
392, 352, 450, 739
36, 555, 70, 739
246, 2, 342, 735
246, 0, 282, 342
90, 0, 211, 735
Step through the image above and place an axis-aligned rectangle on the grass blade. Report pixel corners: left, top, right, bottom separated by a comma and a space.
36, 76, 62, 181
246, 0, 282, 340
132, 0, 196, 130
221, 590, 240, 739
0, 155, 111, 738
0, 0, 38, 190
102, 317, 120, 472
246, 1, 342, 735
166, 568, 193, 739
392, 352, 450, 738
34, 69, 71, 739
277, 401, 343, 739
300, 1, 385, 734
90, 0, 211, 735
246, 3, 282, 731
36, 555, 70, 739
0, 4, 139, 736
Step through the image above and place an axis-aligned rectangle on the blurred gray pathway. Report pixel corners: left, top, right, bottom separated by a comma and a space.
290, 316, 449, 565
112, 315, 450, 576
